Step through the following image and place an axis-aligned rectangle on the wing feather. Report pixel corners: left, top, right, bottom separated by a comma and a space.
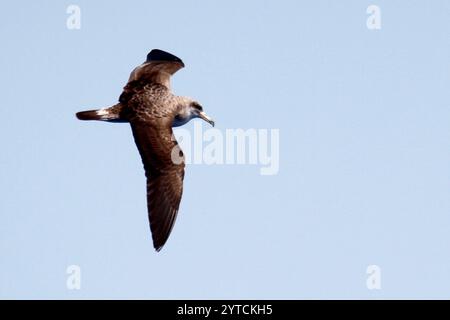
130, 120, 185, 251
127, 49, 185, 89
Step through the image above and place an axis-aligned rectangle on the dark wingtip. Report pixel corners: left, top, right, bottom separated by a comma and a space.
147, 49, 184, 66
153, 237, 167, 252
153, 238, 167, 252
154, 242, 164, 252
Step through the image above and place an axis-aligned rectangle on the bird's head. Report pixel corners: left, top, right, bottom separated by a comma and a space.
176, 97, 215, 127
189, 101, 215, 127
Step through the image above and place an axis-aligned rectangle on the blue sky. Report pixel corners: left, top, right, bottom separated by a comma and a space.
0, 0, 449, 299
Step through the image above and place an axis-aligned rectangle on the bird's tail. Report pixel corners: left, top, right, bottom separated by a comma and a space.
76, 104, 126, 122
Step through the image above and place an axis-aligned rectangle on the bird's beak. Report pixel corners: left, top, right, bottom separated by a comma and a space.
198, 111, 215, 127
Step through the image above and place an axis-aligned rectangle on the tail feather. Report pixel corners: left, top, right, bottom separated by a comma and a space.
76, 104, 126, 122
76, 109, 105, 121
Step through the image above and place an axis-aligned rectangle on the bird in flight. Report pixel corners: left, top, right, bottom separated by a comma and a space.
76, 49, 214, 251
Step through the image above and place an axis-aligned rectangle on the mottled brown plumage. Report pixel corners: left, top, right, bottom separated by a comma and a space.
76, 49, 214, 251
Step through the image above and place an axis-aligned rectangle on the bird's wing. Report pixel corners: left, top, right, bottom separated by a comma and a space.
130, 119, 185, 251
127, 49, 185, 89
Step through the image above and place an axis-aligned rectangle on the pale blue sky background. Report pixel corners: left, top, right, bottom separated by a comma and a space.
0, 0, 449, 299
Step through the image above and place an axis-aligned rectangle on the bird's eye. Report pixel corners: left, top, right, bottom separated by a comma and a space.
193, 103, 203, 112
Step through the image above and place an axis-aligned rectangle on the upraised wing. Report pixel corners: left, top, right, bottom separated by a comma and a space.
127, 49, 185, 89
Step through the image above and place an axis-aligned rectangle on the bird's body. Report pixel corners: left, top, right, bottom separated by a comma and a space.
76, 50, 214, 251
121, 82, 179, 122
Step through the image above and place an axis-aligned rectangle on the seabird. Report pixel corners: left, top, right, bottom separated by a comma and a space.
76, 49, 214, 251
